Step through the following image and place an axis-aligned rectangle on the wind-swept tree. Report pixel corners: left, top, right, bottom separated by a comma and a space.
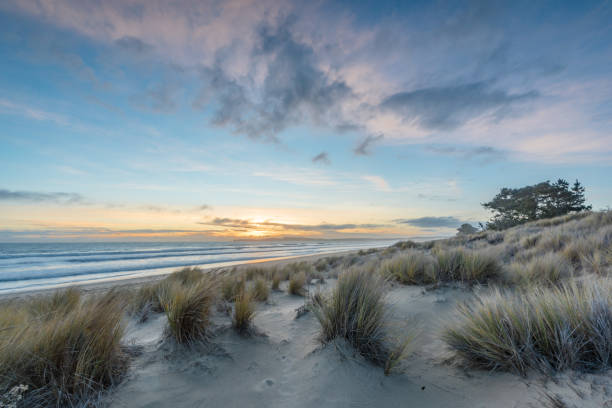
483, 179, 591, 230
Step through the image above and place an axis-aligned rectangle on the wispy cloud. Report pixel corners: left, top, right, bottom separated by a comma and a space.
394, 216, 471, 228
201, 217, 385, 233
426, 145, 506, 163
0, 188, 83, 204
354, 134, 383, 156
380, 82, 538, 131
312, 152, 331, 165
0, 99, 68, 125
361, 175, 391, 192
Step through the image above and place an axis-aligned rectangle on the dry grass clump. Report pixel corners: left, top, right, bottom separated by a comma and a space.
232, 291, 256, 334
538, 232, 570, 252
288, 271, 307, 295
443, 279, 612, 375
221, 276, 245, 302
391, 240, 420, 250
159, 279, 216, 343
130, 267, 206, 320
26, 287, 81, 318
508, 253, 572, 286
314, 255, 343, 272
244, 266, 276, 281
167, 266, 204, 285
130, 280, 169, 321
520, 234, 540, 249
460, 251, 501, 283
561, 240, 593, 267
380, 251, 437, 284
311, 268, 411, 374
380, 249, 500, 285
250, 277, 269, 301
0, 290, 127, 406
271, 272, 282, 290
582, 252, 609, 275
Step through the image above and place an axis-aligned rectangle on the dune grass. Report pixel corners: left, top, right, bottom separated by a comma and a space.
221, 276, 246, 302
443, 279, 612, 375
0, 289, 127, 406
380, 251, 437, 284
271, 272, 282, 290
159, 279, 216, 344
250, 277, 269, 301
232, 291, 256, 334
26, 286, 81, 319
508, 253, 572, 286
381, 249, 500, 285
311, 268, 411, 374
288, 271, 307, 295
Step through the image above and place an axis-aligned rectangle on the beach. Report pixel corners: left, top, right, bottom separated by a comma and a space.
2, 212, 612, 408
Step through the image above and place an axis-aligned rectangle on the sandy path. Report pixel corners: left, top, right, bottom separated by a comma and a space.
107, 281, 612, 408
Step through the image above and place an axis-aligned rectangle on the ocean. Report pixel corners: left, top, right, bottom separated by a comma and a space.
0, 240, 397, 294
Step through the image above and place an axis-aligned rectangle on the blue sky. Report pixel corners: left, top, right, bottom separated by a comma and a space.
0, 0, 611, 241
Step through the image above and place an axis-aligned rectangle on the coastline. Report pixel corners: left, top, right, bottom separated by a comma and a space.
0, 248, 358, 300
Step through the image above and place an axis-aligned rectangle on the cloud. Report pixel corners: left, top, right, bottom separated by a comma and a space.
4, 0, 612, 162
192, 19, 352, 140
362, 175, 391, 192
201, 217, 384, 232
426, 145, 506, 163
0, 189, 83, 204
115, 36, 153, 54
354, 134, 383, 156
380, 82, 538, 130
394, 216, 466, 228
312, 152, 330, 165
0, 99, 68, 125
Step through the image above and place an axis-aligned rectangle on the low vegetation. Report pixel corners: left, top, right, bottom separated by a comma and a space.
0, 289, 127, 406
250, 277, 269, 301
232, 291, 256, 334
443, 279, 612, 375
159, 279, 216, 343
288, 271, 306, 295
311, 268, 411, 374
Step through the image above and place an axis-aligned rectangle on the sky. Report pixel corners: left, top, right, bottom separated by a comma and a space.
0, 0, 611, 241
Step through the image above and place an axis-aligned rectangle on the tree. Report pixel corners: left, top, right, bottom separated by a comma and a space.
482, 179, 591, 230
457, 223, 478, 235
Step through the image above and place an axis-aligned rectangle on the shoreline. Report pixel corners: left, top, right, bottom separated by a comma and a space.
0, 248, 358, 300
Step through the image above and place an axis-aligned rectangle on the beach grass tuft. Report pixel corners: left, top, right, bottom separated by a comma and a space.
443, 279, 612, 375
159, 279, 216, 344
0, 290, 127, 406
232, 291, 256, 334
312, 267, 412, 374
288, 271, 307, 295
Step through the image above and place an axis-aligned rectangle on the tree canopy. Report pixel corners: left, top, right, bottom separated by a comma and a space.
482, 179, 591, 230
